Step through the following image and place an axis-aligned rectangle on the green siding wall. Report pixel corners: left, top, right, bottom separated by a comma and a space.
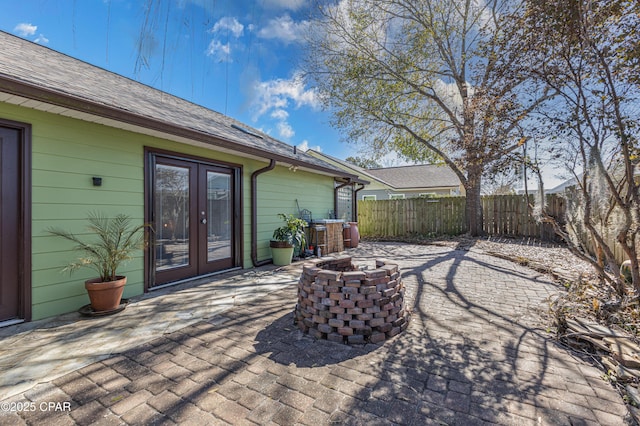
253, 169, 335, 262
0, 102, 336, 320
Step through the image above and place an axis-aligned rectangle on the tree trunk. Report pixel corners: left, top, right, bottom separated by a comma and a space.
465, 169, 483, 236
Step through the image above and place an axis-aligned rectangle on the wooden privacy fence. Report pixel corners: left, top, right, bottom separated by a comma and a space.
357, 194, 565, 240
574, 226, 633, 266
358, 196, 466, 237
482, 194, 565, 240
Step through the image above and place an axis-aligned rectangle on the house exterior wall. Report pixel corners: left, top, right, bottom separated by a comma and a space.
0, 102, 335, 320
252, 168, 335, 262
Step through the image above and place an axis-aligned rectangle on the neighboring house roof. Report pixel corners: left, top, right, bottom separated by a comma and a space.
546, 162, 640, 194
307, 150, 461, 190
0, 31, 358, 181
366, 164, 461, 190
546, 178, 578, 194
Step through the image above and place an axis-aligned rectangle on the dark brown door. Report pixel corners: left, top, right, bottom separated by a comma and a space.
152, 156, 237, 286
0, 127, 21, 321
197, 164, 234, 274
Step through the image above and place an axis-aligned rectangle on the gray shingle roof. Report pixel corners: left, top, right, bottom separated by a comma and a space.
0, 31, 355, 179
366, 164, 461, 189
305, 150, 377, 184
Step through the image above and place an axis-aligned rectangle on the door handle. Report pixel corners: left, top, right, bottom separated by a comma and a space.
201, 218, 207, 224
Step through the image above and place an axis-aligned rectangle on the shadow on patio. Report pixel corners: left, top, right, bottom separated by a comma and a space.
8, 242, 629, 425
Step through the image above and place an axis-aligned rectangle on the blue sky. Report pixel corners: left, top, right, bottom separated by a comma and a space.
1, 0, 566, 190
0, 0, 359, 159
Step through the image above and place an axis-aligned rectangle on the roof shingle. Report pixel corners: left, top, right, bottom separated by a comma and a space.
366, 164, 461, 189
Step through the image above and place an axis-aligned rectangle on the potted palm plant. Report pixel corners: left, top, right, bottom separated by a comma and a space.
270, 213, 307, 266
48, 212, 149, 313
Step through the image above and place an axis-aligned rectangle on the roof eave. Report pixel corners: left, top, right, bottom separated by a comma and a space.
307, 151, 391, 187
336, 176, 370, 185
387, 185, 461, 191
0, 75, 358, 180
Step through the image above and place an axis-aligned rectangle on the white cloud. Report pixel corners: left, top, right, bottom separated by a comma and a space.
270, 109, 289, 120
251, 73, 320, 119
433, 79, 475, 120
206, 17, 244, 62
277, 121, 295, 139
210, 17, 244, 38
261, 0, 306, 11
14, 23, 37, 37
206, 39, 232, 62
472, 0, 497, 30
321, 0, 388, 52
247, 73, 319, 143
297, 140, 322, 152
257, 14, 310, 44
34, 34, 49, 44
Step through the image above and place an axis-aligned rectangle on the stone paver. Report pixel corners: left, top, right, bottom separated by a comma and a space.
0, 242, 632, 425
0, 266, 299, 400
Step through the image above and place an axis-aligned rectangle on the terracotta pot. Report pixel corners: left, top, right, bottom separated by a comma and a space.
84, 276, 126, 312
348, 222, 360, 248
343, 223, 352, 248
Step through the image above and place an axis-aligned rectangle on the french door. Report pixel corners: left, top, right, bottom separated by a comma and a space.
0, 121, 30, 323
150, 153, 240, 287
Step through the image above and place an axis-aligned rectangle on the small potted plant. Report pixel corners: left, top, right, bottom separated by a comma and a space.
48, 212, 149, 313
270, 213, 308, 266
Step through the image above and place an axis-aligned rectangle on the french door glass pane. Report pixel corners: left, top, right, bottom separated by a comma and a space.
206, 171, 231, 262
155, 164, 190, 271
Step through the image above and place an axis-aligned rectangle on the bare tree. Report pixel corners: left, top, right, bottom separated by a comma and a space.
510, 0, 640, 294
304, 0, 551, 235
345, 156, 382, 169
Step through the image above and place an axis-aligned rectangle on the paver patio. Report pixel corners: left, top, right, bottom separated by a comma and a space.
0, 242, 631, 425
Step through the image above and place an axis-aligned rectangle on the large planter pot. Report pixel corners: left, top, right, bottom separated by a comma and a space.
270, 241, 294, 266
85, 276, 127, 312
348, 222, 360, 248
343, 223, 352, 248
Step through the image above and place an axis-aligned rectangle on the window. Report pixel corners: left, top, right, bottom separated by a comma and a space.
362, 195, 376, 201
389, 194, 405, 200
419, 193, 437, 198
336, 185, 354, 221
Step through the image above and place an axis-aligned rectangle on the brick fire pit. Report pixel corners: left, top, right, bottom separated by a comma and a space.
294, 255, 410, 344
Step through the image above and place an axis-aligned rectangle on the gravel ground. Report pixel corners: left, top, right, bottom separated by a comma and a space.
366, 235, 599, 284
464, 236, 598, 282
